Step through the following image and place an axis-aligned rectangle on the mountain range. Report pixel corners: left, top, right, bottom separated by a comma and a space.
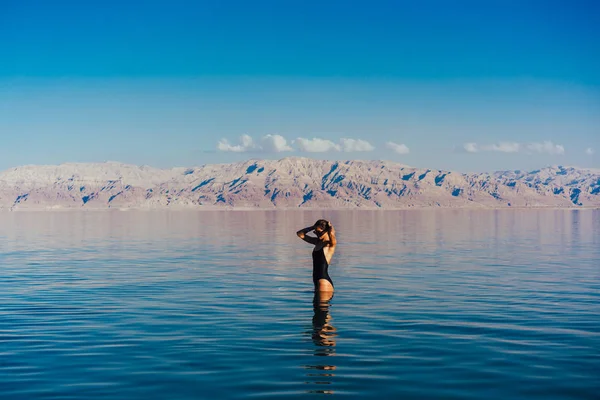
1, 157, 599, 210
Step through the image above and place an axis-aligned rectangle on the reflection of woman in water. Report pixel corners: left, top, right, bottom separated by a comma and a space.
304, 292, 337, 395
312, 293, 337, 351
296, 219, 337, 294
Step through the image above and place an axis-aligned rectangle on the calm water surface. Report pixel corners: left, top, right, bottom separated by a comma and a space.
1, 210, 599, 399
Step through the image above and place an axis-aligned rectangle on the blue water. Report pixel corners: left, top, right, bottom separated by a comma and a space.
1, 210, 599, 399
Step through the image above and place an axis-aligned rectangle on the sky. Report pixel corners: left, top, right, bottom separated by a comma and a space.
1, 0, 599, 173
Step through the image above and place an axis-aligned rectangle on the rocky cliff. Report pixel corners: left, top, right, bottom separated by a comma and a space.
1, 158, 599, 209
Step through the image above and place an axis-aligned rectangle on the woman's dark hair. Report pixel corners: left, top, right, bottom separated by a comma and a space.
314, 219, 330, 232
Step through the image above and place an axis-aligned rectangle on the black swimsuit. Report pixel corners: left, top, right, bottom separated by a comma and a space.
312, 247, 334, 288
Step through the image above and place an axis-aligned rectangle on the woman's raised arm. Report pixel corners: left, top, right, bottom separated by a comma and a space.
327, 223, 337, 247
297, 225, 318, 245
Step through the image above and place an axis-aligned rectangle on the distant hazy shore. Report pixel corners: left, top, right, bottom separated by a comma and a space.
1, 205, 598, 212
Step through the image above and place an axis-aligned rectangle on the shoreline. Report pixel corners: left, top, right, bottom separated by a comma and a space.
1, 206, 598, 212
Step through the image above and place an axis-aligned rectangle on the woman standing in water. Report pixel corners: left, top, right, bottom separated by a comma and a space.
296, 219, 337, 294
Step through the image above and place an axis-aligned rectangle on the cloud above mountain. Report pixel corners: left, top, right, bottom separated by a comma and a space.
586, 148, 595, 156
463, 142, 520, 153
292, 137, 340, 152
293, 137, 375, 152
217, 134, 292, 153
526, 141, 565, 155
385, 141, 410, 154
462, 141, 565, 155
218, 134, 256, 152
219, 135, 376, 153
260, 134, 293, 152
339, 138, 375, 152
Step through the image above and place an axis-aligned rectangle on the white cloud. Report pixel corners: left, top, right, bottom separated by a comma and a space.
526, 141, 564, 155
217, 134, 257, 152
217, 134, 292, 153
585, 147, 595, 156
220, 135, 376, 153
463, 142, 479, 153
339, 138, 375, 152
488, 142, 521, 153
292, 137, 375, 153
293, 137, 340, 152
386, 141, 410, 155
462, 141, 564, 155
463, 142, 520, 153
260, 134, 293, 152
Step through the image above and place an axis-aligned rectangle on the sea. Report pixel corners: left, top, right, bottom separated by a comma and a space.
1, 209, 598, 399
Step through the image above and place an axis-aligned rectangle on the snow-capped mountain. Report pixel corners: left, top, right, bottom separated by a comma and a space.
1, 158, 599, 210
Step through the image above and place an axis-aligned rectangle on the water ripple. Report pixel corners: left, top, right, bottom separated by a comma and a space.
1, 210, 599, 399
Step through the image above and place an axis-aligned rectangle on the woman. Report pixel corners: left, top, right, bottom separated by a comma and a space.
296, 219, 337, 293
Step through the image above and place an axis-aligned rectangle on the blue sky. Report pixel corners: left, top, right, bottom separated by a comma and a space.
1, 0, 598, 172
